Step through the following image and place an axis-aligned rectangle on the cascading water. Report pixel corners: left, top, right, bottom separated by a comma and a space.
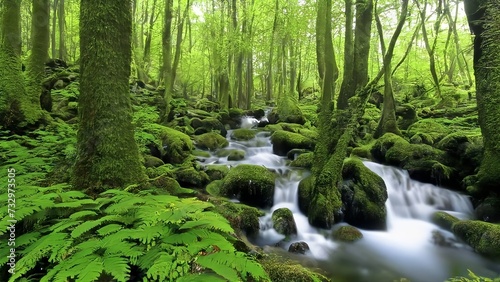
197, 115, 500, 282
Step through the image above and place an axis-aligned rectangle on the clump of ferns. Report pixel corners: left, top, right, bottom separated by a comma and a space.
0, 187, 269, 282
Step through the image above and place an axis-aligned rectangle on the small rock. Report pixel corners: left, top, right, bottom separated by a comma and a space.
288, 242, 310, 254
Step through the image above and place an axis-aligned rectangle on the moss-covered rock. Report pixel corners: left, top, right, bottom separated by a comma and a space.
260, 254, 331, 282
275, 97, 306, 125
144, 155, 164, 168
272, 208, 298, 236
149, 175, 193, 195
194, 132, 229, 151
350, 145, 372, 159
340, 158, 388, 230
206, 179, 224, 196
192, 149, 211, 158
174, 167, 209, 188
298, 175, 314, 215
211, 198, 264, 236
231, 128, 257, 141
290, 152, 314, 169
288, 242, 310, 254
227, 149, 246, 161
204, 164, 230, 181
194, 98, 219, 112
475, 197, 500, 223
158, 126, 193, 164
409, 132, 434, 145
220, 164, 276, 208
431, 211, 459, 231
452, 220, 500, 257
332, 225, 363, 242
406, 119, 452, 143
271, 130, 315, 156
190, 117, 227, 136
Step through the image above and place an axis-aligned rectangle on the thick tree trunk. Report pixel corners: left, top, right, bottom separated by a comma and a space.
58, 0, 66, 61
0, 0, 43, 129
51, 0, 58, 58
464, 0, 500, 193
74, 0, 146, 196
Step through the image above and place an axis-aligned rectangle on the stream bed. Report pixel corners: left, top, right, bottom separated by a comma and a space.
197, 119, 500, 282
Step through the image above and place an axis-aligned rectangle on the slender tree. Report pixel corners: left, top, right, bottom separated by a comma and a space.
58, 0, 66, 60
162, 0, 174, 121
74, 0, 146, 196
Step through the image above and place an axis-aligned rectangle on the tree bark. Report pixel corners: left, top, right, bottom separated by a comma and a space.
58, 0, 66, 61
74, 0, 146, 196
162, 0, 174, 121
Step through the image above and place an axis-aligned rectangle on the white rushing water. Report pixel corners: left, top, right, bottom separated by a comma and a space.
197, 116, 500, 282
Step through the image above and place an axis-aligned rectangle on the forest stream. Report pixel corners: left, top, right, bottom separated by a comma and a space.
197, 116, 500, 282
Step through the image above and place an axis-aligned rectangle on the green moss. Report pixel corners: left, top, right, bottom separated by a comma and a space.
227, 149, 246, 161
174, 167, 209, 188
210, 198, 264, 236
298, 128, 318, 141
332, 225, 363, 242
290, 152, 314, 169
260, 254, 331, 282
299, 104, 319, 126
272, 208, 297, 236
350, 145, 372, 159
341, 158, 388, 230
204, 164, 230, 181
206, 179, 224, 196
271, 130, 315, 156
144, 155, 164, 168
149, 175, 193, 195
452, 220, 500, 257
406, 119, 452, 143
231, 128, 257, 141
220, 164, 276, 208
298, 175, 314, 214
431, 211, 459, 231
276, 96, 306, 125
194, 132, 229, 151
192, 149, 211, 158
158, 125, 194, 164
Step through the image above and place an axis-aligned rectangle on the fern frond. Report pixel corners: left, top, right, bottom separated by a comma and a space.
177, 273, 228, 282
104, 197, 148, 214
71, 214, 127, 238
75, 256, 104, 282
144, 252, 175, 281
102, 255, 130, 282
196, 253, 241, 282
97, 223, 123, 236
69, 210, 98, 220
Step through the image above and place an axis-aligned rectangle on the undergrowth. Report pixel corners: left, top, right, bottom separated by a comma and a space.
0, 186, 269, 281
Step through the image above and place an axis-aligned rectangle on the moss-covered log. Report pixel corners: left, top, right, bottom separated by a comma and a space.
73, 0, 146, 196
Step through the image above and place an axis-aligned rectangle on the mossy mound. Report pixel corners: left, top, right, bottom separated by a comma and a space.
260, 254, 331, 282
158, 126, 193, 164
194, 132, 229, 151
210, 198, 264, 236
274, 97, 306, 125
144, 155, 164, 168
371, 133, 454, 186
174, 167, 210, 188
231, 128, 257, 141
190, 117, 227, 136
191, 149, 211, 158
452, 220, 500, 258
194, 97, 219, 112
298, 175, 314, 215
290, 152, 314, 169
431, 211, 459, 231
206, 179, 224, 196
227, 149, 246, 161
271, 130, 315, 156
340, 158, 388, 230
272, 208, 298, 236
220, 164, 276, 208
332, 225, 363, 242
149, 175, 193, 196
204, 164, 230, 181
406, 119, 452, 143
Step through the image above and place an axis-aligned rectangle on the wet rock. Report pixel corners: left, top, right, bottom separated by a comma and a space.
332, 225, 363, 242
231, 128, 256, 141
204, 165, 230, 181
288, 242, 310, 254
271, 130, 314, 156
144, 155, 164, 168
227, 149, 246, 161
431, 211, 459, 231
158, 126, 193, 164
174, 167, 209, 188
340, 158, 388, 230
220, 164, 276, 208
194, 132, 229, 151
298, 175, 314, 215
272, 208, 297, 236
290, 152, 313, 169
452, 220, 500, 258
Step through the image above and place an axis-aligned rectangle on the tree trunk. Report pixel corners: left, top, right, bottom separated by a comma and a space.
58, 0, 66, 61
171, 0, 191, 88
51, 0, 57, 58
374, 0, 408, 138
74, 0, 146, 196
266, 0, 279, 101
464, 0, 500, 193
142, 0, 158, 77
338, 0, 354, 107
162, 0, 174, 121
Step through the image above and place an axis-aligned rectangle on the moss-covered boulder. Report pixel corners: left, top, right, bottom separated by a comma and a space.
194, 98, 219, 112
149, 175, 193, 196
144, 155, 164, 168
452, 220, 500, 257
288, 242, 310, 254
174, 167, 210, 188
332, 225, 363, 242
298, 175, 314, 215
272, 208, 297, 236
406, 119, 451, 143
431, 211, 459, 231
204, 164, 230, 181
274, 97, 306, 125
230, 128, 257, 141
290, 152, 314, 169
227, 149, 246, 161
211, 198, 264, 236
194, 132, 229, 151
260, 254, 331, 282
190, 117, 227, 137
370, 133, 453, 186
271, 130, 315, 156
206, 179, 224, 196
158, 126, 193, 164
340, 158, 388, 230
220, 164, 276, 208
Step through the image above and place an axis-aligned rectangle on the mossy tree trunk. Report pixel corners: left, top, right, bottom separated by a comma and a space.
0, 0, 42, 129
74, 0, 146, 196
338, 0, 354, 103
464, 0, 500, 192
162, 0, 174, 122
58, 0, 66, 61
374, 0, 408, 138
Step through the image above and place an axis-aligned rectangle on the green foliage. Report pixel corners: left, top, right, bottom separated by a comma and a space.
0, 186, 270, 281
447, 270, 500, 282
